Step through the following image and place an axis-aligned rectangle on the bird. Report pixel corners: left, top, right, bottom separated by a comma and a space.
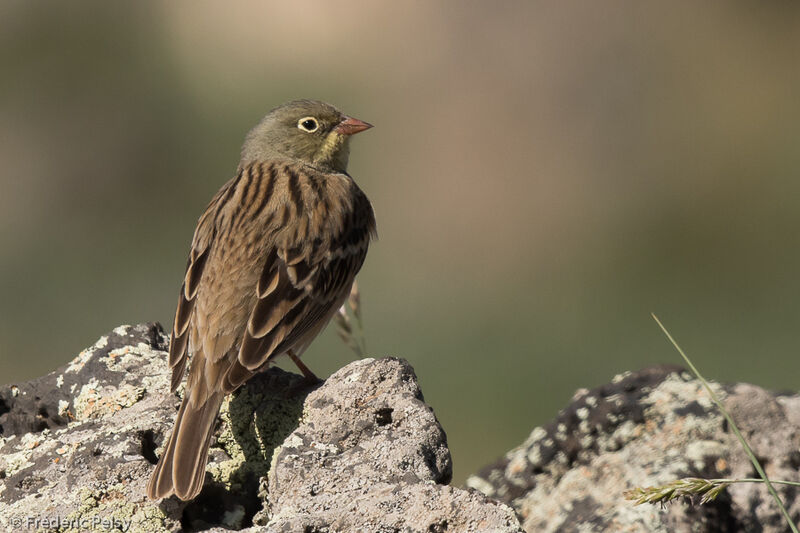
146, 100, 376, 501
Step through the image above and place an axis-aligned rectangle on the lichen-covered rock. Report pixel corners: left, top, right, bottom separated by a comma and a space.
467, 365, 800, 532
0, 324, 184, 532
0, 324, 522, 533
257, 357, 522, 532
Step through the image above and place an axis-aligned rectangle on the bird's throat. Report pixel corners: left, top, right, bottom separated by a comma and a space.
313, 133, 350, 173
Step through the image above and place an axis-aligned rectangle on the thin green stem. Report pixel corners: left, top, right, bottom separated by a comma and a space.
652, 314, 798, 533
712, 478, 800, 488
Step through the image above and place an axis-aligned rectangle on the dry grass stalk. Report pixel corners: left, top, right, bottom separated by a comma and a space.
334, 280, 367, 357
631, 316, 800, 532
625, 478, 730, 507
626, 477, 800, 508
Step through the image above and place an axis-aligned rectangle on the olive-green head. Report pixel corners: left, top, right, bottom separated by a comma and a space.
241, 99, 372, 173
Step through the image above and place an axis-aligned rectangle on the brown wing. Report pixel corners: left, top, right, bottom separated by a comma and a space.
222, 187, 375, 392
168, 176, 239, 392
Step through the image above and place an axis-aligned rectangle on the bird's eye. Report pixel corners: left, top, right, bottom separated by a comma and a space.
297, 117, 319, 133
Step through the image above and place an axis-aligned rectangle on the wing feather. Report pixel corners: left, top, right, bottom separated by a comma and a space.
167, 175, 239, 392
233, 174, 374, 373
236, 224, 372, 372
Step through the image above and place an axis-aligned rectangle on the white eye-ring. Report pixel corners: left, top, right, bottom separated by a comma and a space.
297, 117, 319, 133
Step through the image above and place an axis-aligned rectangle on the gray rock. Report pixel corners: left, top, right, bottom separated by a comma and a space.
258, 358, 521, 532
467, 365, 800, 532
0, 324, 522, 533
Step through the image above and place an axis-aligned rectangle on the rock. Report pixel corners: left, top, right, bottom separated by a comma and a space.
257, 358, 521, 532
0, 324, 522, 533
467, 365, 800, 532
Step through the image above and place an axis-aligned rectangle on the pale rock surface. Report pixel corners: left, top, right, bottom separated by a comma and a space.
0, 324, 521, 532
468, 366, 800, 532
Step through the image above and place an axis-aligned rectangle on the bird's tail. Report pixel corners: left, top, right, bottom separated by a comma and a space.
146, 390, 224, 501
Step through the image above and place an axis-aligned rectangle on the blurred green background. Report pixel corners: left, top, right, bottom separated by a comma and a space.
2, 1, 800, 484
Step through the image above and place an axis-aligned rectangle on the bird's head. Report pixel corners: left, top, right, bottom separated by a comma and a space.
241, 99, 372, 173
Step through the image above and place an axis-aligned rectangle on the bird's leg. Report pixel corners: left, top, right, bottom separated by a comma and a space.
283, 349, 322, 398
287, 349, 321, 385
